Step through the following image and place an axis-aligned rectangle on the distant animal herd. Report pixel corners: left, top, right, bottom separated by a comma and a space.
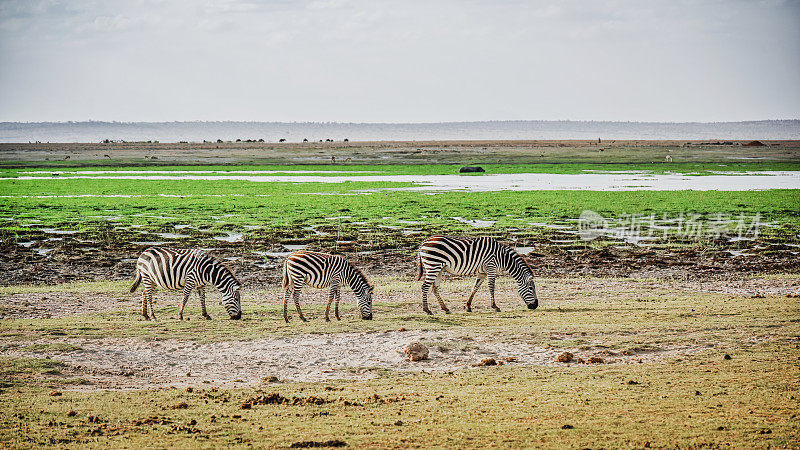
130, 235, 539, 322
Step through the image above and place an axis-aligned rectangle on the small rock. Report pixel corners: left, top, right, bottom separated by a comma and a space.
723, 354, 732, 360
67, 410, 77, 417
172, 402, 189, 409
504, 356, 518, 362
263, 376, 280, 383
695, 390, 702, 396
459, 166, 485, 173
556, 352, 574, 363
627, 380, 639, 385
185, 387, 193, 393
404, 342, 429, 361
588, 356, 604, 364
394, 420, 403, 426
397, 327, 407, 332
561, 424, 574, 429
49, 390, 62, 397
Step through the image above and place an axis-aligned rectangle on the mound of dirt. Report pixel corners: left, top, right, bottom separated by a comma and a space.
473, 358, 498, 367
404, 342, 429, 361
743, 140, 765, 147
556, 352, 574, 363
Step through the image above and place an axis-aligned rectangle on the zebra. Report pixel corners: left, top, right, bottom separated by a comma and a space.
129, 247, 242, 321
281, 250, 374, 323
416, 236, 538, 314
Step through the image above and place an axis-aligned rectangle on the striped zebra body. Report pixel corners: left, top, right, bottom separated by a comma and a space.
416, 236, 538, 314
281, 250, 373, 322
130, 247, 242, 320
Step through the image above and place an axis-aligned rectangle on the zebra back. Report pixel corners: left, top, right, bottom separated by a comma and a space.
284, 250, 374, 318
135, 247, 242, 317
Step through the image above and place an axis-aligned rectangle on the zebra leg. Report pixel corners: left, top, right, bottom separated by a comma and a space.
334, 288, 341, 321
283, 288, 291, 323
292, 282, 308, 322
325, 284, 337, 322
198, 286, 210, 320
488, 271, 500, 312
179, 281, 194, 320
466, 274, 486, 312
432, 282, 450, 314
143, 282, 157, 321
141, 290, 149, 320
420, 267, 439, 315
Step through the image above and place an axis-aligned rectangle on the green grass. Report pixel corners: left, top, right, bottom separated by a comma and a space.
1, 172, 798, 250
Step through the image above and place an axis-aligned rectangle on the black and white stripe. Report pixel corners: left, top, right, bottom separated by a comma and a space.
130, 247, 242, 320
416, 236, 538, 314
281, 250, 374, 322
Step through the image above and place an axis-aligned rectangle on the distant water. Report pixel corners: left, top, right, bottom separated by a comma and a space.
0, 120, 798, 143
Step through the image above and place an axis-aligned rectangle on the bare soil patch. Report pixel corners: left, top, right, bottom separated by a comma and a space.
1, 330, 698, 390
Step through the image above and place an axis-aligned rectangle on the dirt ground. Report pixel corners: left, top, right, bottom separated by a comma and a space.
2, 140, 799, 165
2, 275, 797, 391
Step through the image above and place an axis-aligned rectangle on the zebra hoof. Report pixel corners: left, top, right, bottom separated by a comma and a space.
300, 318, 308, 322
423, 309, 433, 316
203, 315, 212, 321
465, 307, 472, 312
325, 317, 330, 322
443, 309, 451, 314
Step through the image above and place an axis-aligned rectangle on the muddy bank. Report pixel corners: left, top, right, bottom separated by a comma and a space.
1, 241, 798, 287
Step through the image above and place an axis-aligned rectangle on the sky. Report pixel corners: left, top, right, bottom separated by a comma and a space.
0, 0, 798, 123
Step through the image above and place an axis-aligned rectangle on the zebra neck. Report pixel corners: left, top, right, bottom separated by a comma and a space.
343, 263, 368, 292
499, 250, 530, 284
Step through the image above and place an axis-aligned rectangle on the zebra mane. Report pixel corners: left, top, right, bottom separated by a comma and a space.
202, 253, 241, 286
347, 261, 372, 289
504, 244, 534, 277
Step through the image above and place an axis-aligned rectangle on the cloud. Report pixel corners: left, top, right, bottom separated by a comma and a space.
0, 0, 798, 122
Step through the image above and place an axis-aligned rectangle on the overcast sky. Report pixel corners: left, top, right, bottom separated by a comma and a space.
0, 0, 798, 123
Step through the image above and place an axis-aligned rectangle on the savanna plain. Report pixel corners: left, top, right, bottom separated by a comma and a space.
0, 140, 799, 448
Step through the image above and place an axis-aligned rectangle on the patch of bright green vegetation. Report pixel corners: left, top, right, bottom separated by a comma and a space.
0, 173, 797, 247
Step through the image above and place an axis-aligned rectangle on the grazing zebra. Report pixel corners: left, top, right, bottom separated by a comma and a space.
416, 236, 538, 314
129, 247, 242, 321
281, 250, 373, 323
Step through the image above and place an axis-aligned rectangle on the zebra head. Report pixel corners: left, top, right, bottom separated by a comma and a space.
357, 285, 374, 320
518, 275, 539, 310
221, 284, 242, 320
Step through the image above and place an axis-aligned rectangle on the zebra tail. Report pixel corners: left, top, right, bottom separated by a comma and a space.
129, 271, 142, 293
415, 254, 423, 281
281, 261, 289, 290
